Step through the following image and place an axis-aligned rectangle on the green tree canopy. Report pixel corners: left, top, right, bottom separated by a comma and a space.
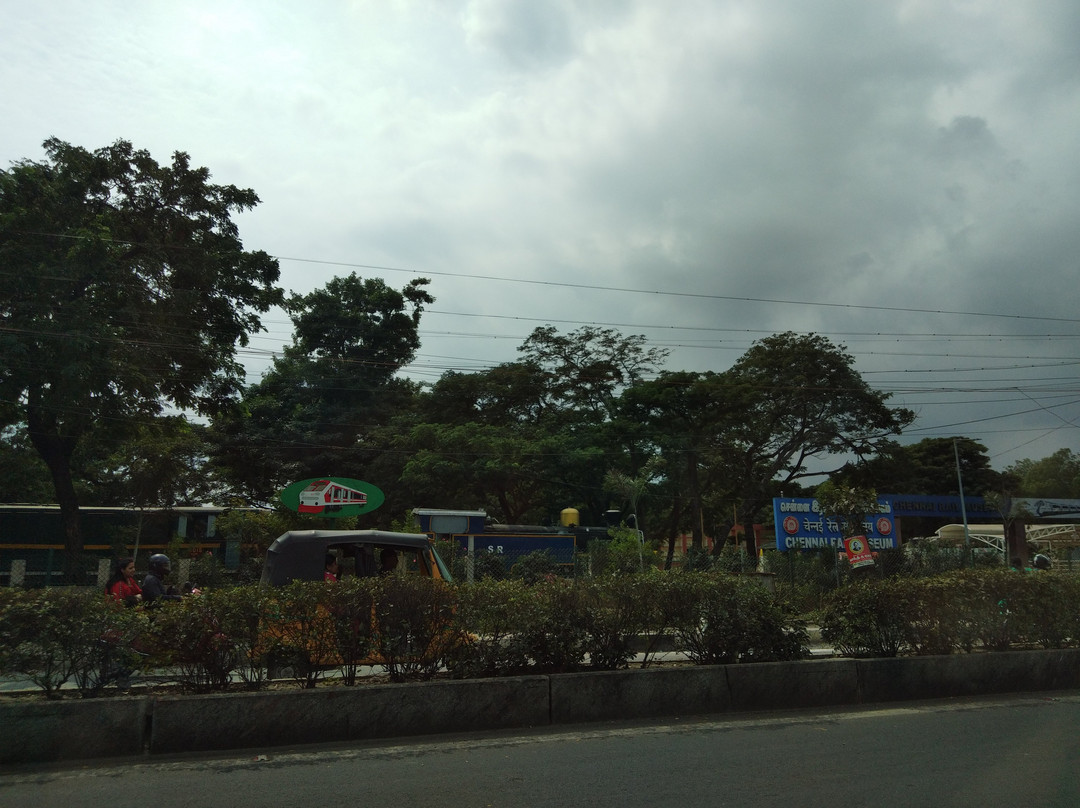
518, 325, 669, 421
81, 415, 215, 509
211, 274, 432, 505
813, 480, 880, 539
835, 436, 1010, 496
618, 371, 734, 555
419, 362, 551, 427
396, 421, 590, 523
0, 138, 282, 580
393, 327, 669, 526
0, 426, 54, 503
1008, 448, 1080, 499
719, 332, 915, 554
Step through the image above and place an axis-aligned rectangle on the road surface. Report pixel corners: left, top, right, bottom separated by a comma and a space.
3, 692, 1078, 807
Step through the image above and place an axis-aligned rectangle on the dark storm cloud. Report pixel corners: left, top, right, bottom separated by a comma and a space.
2, 0, 1077, 466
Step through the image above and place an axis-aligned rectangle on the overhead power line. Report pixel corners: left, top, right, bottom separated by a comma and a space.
272, 254, 1080, 325
10, 231, 1080, 325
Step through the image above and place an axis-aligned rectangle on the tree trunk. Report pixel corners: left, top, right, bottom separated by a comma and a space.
26, 410, 85, 584
741, 518, 757, 568
663, 499, 684, 570
687, 453, 703, 549
710, 520, 734, 557
737, 493, 763, 560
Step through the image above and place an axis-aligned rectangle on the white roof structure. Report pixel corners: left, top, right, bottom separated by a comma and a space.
934, 523, 1080, 553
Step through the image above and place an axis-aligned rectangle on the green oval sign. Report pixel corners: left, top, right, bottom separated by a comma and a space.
279, 477, 385, 518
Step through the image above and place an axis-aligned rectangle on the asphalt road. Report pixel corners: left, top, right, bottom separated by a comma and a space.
3, 692, 1079, 808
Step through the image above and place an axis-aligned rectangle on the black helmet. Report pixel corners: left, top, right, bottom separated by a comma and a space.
149, 554, 172, 576
1033, 553, 1052, 570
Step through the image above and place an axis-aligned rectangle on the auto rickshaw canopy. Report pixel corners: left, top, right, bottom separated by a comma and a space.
260, 529, 453, 586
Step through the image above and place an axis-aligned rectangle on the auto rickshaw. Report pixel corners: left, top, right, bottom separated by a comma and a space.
258, 530, 458, 683
260, 529, 454, 585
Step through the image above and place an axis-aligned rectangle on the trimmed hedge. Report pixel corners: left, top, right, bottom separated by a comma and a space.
3, 569, 1076, 698
819, 570, 1080, 658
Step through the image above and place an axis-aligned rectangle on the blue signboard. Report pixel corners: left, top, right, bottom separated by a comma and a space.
773, 497, 898, 551
882, 495, 994, 519
458, 534, 577, 564
882, 496, 1080, 521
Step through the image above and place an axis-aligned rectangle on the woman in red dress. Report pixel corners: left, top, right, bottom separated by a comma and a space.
105, 557, 143, 606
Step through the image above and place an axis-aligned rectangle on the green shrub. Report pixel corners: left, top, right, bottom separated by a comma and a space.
372, 575, 461, 682
670, 573, 808, 664
323, 576, 378, 685
820, 579, 912, 658
819, 570, 1080, 658
202, 584, 277, 689
766, 549, 844, 613
144, 592, 238, 692
70, 597, 146, 697
601, 527, 655, 576
1014, 572, 1080, 649
579, 573, 655, 669
515, 577, 588, 672
188, 552, 226, 589
263, 580, 341, 689
0, 588, 145, 698
471, 549, 509, 581
901, 575, 972, 655
510, 550, 562, 584
0, 589, 74, 697
446, 578, 532, 678
4, 564, 1077, 698
966, 569, 1033, 651
681, 546, 714, 572
711, 545, 757, 575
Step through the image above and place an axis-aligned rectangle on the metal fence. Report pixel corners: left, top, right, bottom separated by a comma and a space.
1, 554, 207, 590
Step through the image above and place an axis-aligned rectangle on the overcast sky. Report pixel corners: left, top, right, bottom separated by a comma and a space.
3, 0, 1078, 473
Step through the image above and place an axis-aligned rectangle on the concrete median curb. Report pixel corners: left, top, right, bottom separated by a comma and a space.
550, 665, 732, 723
0, 696, 149, 764
4, 649, 1080, 766
855, 648, 1080, 703
727, 657, 860, 711
149, 675, 551, 755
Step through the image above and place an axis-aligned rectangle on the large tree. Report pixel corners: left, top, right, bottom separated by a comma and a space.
619, 371, 734, 559
0, 425, 55, 502
388, 328, 670, 526
418, 362, 551, 427
1008, 448, 1080, 499
719, 332, 915, 555
81, 415, 216, 509
519, 325, 669, 422
518, 326, 670, 520
211, 274, 432, 505
0, 138, 281, 581
399, 361, 615, 524
835, 436, 1010, 497
395, 422, 586, 523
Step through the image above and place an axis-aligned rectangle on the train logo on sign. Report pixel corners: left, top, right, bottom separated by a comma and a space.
280, 477, 385, 518
298, 479, 367, 513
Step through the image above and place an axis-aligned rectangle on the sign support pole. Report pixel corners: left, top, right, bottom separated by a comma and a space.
953, 439, 972, 566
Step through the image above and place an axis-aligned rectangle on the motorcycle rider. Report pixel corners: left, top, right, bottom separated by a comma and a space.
141, 554, 183, 606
